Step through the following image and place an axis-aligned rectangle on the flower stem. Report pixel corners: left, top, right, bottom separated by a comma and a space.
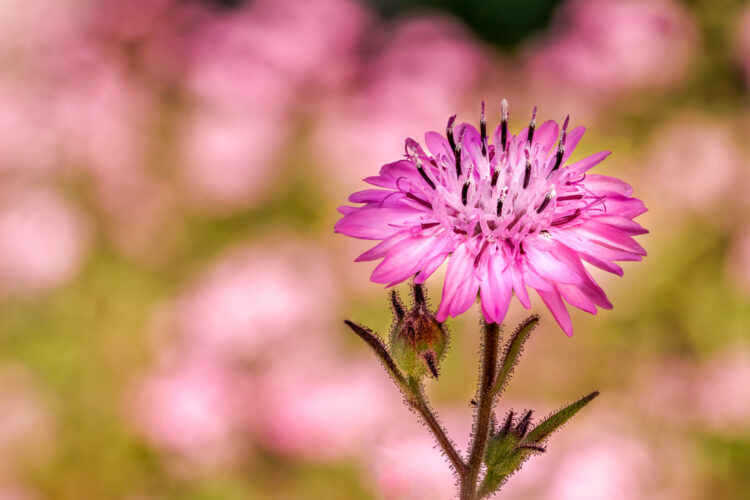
460, 321, 501, 500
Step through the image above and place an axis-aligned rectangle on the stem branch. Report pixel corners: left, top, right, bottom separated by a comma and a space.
345, 320, 467, 475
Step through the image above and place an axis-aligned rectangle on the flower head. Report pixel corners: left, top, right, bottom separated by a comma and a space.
335, 101, 647, 335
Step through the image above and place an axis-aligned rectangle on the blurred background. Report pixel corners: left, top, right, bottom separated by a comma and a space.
0, 0, 748, 498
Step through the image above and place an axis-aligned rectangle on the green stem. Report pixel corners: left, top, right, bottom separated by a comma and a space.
407, 378, 468, 476
460, 321, 501, 500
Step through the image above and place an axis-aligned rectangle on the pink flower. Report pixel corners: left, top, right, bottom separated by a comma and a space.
177, 0, 370, 210
524, 0, 697, 101
695, 346, 750, 431
132, 240, 342, 463
174, 241, 338, 363
313, 15, 487, 188
546, 434, 653, 500
335, 102, 647, 335
130, 360, 248, 464
645, 117, 741, 212
368, 411, 468, 500
256, 360, 400, 461
0, 82, 58, 177
0, 187, 90, 295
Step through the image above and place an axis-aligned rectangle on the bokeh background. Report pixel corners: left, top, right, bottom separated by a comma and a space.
0, 0, 748, 498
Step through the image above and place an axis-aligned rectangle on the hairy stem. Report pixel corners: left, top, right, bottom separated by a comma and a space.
344, 320, 467, 475
461, 321, 501, 500
408, 379, 468, 475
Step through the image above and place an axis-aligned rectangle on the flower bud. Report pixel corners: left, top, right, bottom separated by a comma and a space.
389, 284, 449, 379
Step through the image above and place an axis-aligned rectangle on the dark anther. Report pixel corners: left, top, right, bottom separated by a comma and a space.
461, 181, 470, 205
527, 106, 537, 146
446, 114, 457, 151
447, 115, 463, 178
416, 162, 436, 189
557, 194, 583, 202
523, 151, 532, 189
480, 102, 487, 157
390, 290, 405, 319
420, 222, 440, 230
496, 198, 503, 216
406, 193, 432, 209
455, 142, 463, 178
536, 189, 554, 213
491, 169, 499, 188
550, 115, 569, 176
551, 147, 564, 174
551, 209, 581, 226
500, 99, 509, 151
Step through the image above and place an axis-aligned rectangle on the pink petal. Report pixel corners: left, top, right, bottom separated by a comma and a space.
583, 173, 633, 196
510, 262, 531, 308
436, 244, 480, 321
524, 243, 584, 285
534, 120, 560, 153
570, 222, 647, 256
479, 251, 512, 323
537, 287, 574, 337
566, 151, 610, 175
591, 215, 649, 236
371, 235, 442, 285
558, 283, 596, 314
424, 131, 453, 162
335, 206, 424, 240
348, 189, 397, 204
562, 126, 586, 163
356, 232, 410, 262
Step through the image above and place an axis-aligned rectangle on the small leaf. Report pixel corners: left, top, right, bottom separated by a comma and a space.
491, 315, 539, 396
526, 390, 599, 443
479, 431, 531, 498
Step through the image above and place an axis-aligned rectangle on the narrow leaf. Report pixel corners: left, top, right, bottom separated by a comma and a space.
491, 315, 539, 396
526, 390, 599, 443
344, 320, 405, 385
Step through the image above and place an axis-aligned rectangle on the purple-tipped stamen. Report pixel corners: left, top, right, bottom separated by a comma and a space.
527, 106, 537, 145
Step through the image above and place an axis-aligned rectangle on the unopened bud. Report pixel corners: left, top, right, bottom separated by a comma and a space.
389, 284, 449, 380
